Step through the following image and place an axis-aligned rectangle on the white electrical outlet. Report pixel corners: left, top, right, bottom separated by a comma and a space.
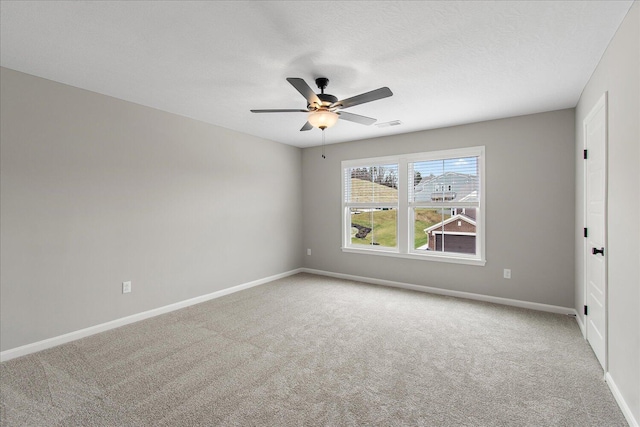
503, 269, 511, 279
122, 281, 132, 294
307, 248, 311, 256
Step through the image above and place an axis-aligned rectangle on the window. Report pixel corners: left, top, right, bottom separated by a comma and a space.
342, 147, 485, 265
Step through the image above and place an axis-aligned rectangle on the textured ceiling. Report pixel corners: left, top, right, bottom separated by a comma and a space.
0, 1, 634, 148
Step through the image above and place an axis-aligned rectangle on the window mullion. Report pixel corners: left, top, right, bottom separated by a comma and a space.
410, 202, 480, 209
398, 159, 408, 254
346, 202, 397, 209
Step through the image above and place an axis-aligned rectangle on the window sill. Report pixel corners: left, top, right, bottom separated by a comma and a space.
341, 247, 486, 266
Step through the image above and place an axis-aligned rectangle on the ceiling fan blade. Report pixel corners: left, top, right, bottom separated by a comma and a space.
300, 121, 313, 131
250, 109, 308, 113
333, 87, 393, 110
337, 111, 377, 126
286, 78, 321, 106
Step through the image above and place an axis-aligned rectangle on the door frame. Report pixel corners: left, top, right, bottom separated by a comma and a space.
583, 91, 608, 372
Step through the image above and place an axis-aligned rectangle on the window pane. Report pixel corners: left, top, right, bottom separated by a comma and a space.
350, 208, 397, 248
347, 165, 398, 203
415, 207, 477, 254
411, 157, 479, 203
413, 208, 448, 250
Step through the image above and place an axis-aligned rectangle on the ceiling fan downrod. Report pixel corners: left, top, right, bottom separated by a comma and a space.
315, 77, 329, 94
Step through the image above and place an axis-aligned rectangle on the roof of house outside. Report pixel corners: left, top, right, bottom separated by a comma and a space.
424, 213, 476, 234
414, 172, 479, 203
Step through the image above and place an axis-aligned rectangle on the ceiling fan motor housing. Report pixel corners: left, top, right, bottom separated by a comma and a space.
312, 93, 338, 109
309, 78, 338, 109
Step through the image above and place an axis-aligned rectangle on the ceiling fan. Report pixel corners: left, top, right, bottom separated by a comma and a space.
250, 77, 393, 131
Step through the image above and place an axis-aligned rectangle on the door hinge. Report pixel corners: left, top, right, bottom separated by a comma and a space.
584, 305, 588, 316
583, 149, 588, 159
583, 228, 588, 237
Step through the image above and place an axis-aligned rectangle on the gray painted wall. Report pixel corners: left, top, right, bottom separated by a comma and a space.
574, 2, 639, 423
302, 109, 576, 308
0, 68, 303, 352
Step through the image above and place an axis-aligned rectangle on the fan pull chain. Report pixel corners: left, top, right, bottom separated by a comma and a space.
321, 129, 326, 159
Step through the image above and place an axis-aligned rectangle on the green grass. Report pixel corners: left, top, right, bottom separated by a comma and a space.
414, 221, 430, 248
350, 208, 450, 249
350, 209, 397, 247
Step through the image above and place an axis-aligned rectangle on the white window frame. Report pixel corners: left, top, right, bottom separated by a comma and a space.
342, 156, 400, 252
341, 146, 485, 266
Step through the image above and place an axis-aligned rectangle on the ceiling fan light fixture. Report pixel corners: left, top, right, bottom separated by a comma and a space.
308, 110, 338, 130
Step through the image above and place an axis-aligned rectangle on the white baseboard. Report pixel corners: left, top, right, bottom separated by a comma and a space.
606, 372, 639, 427
0, 268, 302, 362
301, 268, 575, 315
575, 311, 586, 338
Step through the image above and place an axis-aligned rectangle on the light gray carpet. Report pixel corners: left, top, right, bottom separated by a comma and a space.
0, 273, 627, 426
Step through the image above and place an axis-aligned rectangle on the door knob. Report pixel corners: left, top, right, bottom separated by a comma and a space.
592, 247, 605, 256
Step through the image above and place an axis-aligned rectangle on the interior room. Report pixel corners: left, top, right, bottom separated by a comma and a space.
1, 1, 638, 425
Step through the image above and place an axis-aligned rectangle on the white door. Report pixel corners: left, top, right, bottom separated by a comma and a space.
584, 93, 607, 370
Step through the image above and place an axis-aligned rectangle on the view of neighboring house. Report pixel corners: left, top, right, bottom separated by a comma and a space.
424, 211, 476, 254
413, 171, 479, 203
414, 172, 479, 254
